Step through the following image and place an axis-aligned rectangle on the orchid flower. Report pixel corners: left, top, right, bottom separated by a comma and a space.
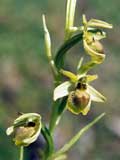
6, 113, 41, 146
54, 69, 106, 115
82, 14, 113, 64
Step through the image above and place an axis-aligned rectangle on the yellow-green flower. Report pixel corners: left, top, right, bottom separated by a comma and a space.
82, 14, 113, 64
6, 113, 41, 146
54, 69, 106, 115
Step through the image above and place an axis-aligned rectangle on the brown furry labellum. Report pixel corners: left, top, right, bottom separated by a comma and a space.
67, 89, 90, 114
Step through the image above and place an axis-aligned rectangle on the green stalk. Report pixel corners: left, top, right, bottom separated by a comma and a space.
41, 125, 54, 159
49, 97, 67, 134
19, 146, 24, 160
49, 100, 60, 134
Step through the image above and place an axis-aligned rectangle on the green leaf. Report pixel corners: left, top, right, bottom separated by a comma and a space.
55, 33, 83, 70
50, 154, 67, 160
54, 113, 106, 156
87, 85, 106, 102
54, 81, 72, 101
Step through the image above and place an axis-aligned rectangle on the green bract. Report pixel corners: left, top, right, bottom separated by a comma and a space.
54, 69, 106, 115
82, 14, 113, 64
6, 113, 41, 146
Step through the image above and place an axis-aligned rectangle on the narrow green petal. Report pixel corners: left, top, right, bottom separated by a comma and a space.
77, 61, 96, 75
88, 19, 113, 29
87, 85, 106, 102
86, 74, 98, 82
60, 69, 78, 82
77, 57, 84, 72
54, 81, 72, 101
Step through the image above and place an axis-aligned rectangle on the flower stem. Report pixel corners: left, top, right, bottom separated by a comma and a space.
19, 146, 24, 160
49, 98, 67, 135
49, 100, 61, 134
41, 125, 54, 159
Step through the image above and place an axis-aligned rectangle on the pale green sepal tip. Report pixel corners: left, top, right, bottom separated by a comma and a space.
88, 19, 113, 29
6, 126, 14, 136
86, 74, 98, 82
54, 81, 72, 101
87, 85, 106, 102
82, 14, 87, 25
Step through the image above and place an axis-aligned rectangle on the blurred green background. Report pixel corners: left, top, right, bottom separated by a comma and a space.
0, 0, 120, 159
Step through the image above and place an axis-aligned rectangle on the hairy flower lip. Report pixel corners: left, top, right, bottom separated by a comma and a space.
67, 89, 90, 115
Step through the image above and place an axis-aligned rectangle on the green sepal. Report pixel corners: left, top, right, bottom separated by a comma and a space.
87, 85, 106, 102
54, 81, 72, 101
86, 74, 98, 82
88, 19, 113, 29
6, 126, 14, 136
60, 69, 78, 82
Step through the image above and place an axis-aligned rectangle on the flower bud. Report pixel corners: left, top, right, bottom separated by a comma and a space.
6, 113, 41, 147
67, 90, 90, 114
